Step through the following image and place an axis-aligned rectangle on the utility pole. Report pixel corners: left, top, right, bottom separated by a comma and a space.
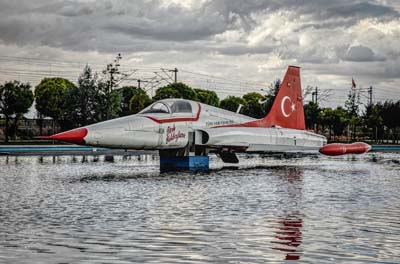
132, 78, 150, 90
168, 68, 178, 83
158, 68, 178, 84
368, 86, 373, 106
174, 68, 178, 83
312, 86, 318, 104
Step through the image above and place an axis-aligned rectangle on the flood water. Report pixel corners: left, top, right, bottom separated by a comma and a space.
0, 153, 399, 263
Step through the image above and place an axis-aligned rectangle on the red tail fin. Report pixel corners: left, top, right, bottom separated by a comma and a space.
264, 66, 305, 129
245, 66, 305, 129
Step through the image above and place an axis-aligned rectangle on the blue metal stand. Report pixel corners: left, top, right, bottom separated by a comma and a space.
160, 156, 209, 172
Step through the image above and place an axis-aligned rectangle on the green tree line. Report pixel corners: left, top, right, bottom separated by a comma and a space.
304, 90, 400, 143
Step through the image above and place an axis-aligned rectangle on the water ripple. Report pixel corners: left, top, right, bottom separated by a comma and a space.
0, 153, 400, 263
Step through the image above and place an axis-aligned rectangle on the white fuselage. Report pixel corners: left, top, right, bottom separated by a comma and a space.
82, 99, 326, 153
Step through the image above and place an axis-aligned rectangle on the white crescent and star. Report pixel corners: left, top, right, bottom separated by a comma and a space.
281, 96, 296, 117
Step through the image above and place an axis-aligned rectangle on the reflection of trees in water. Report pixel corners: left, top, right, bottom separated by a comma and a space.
271, 167, 304, 261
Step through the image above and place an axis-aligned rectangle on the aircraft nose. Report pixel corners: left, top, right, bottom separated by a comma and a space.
41, 127, 88, 145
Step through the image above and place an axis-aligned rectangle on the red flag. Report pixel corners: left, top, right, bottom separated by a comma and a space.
352, 78, 356, 89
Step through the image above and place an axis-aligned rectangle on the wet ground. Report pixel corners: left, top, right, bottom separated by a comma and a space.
0, 152, 399, 263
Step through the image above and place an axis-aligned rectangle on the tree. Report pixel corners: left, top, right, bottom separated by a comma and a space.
320, 107, 348, 141
394, 101, 400, 143
345, 90, 361, 140
102, 53, 123, 119
35, 77, 75, 133
194, 89, 220, 106
381, 101, 397, 129
63, 65, 120, 129
220, 96, 247, 113
345, 90, 360, 118
331, 107, 348, 139
129, 89, 152, 114
320, 107, 334, 139
363, 103, 383, 142
97, 80, 121, 121
117, 86, 136, 116
381, 100, 400, 143
242, 92, 267, 118
304, 101, 320, 130
154, 82, 198, 101
264, 79, 281, 114
0, 81, 34, 142
63, 65, 97, 127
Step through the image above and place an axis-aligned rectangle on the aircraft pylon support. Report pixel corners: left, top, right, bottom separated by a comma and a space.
159, 156, 209, 172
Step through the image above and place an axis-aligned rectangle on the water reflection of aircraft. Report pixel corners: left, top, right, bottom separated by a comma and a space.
272, 214, 303, 261
43, 66, 370, 171
271, 168, 304, 260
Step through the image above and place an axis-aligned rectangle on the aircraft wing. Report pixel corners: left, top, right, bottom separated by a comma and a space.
195, 126, 325, 158
196, 128, 252, 150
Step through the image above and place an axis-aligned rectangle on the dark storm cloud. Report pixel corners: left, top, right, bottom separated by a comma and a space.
0, 0, 399, 95
343, 45, 386, 62
206, 0, 398, 20
215, 45, 275, 56
0, 0, 398, 53
103, 13, 230, 42
325, 2, 398, 19
59, 5, 95, 17
0, 0, 231, 51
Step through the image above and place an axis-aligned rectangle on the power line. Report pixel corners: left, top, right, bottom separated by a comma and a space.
0, 55, 398, 104
180, 69, 266, 87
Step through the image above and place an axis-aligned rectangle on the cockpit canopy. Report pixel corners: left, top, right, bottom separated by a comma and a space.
140, 102, 170, 114
170, 100, 192, 113
140, 99, 195, 115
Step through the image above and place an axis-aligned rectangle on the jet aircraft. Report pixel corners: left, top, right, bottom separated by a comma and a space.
43, 66, 370, 170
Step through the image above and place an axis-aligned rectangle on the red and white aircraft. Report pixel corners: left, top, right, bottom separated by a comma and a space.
44, 66, 370, 167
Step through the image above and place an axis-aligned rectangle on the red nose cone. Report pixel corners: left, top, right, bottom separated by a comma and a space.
41, 128, 88, 145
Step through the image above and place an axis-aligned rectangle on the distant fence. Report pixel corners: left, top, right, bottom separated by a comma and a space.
0, 118, 60, 141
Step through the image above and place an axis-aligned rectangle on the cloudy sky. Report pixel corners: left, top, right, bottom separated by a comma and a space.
0, 0, 399, 107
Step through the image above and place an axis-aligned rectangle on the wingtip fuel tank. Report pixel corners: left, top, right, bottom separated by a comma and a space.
319, 142, 371, 156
